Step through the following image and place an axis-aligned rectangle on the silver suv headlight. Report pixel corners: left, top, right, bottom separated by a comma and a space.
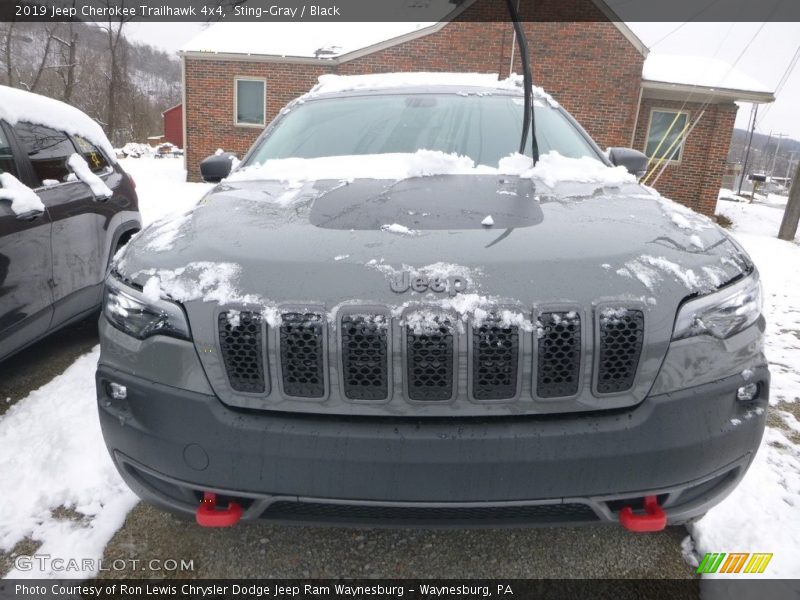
672, 273, 762, 340
104, 275, 191, 341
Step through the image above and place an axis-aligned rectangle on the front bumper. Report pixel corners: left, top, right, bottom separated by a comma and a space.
96, 365, 768, 527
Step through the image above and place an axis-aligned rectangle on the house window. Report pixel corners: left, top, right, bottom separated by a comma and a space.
235, 79, 265, 126
645, 109, 689, 162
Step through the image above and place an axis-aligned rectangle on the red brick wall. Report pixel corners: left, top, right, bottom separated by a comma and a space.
632, 98, 738, 215
183, 0, 645, 181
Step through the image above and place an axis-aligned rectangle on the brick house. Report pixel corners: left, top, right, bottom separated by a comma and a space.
178, 0, 773, 215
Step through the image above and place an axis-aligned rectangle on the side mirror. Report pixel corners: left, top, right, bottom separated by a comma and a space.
607, 147, 649, 178
200, 152, 237, 183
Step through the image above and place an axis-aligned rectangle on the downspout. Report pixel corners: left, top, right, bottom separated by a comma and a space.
180, 52, 187, 178
630, 84, 644, 148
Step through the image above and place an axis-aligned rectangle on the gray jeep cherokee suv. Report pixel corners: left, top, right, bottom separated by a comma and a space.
97, 74, 768, 530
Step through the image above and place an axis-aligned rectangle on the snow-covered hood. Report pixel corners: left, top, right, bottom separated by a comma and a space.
117, 173, 751, 315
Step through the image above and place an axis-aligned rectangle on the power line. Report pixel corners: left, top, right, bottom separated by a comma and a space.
754, 41, 800, 131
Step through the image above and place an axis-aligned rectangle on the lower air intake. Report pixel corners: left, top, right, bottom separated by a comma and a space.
261, 501, 598, 525
596, 309, 644, 394
473, 315, 519, 400
406, 315, 455, 401
537, 311, 581, 398
280, 312, 325, 398
341, 314, 389, 401
218, 311, 266, 394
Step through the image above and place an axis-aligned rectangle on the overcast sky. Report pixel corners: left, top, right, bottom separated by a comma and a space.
125, 21, 800, 140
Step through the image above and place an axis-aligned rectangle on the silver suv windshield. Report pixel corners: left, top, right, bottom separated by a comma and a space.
245, 93, 601, 168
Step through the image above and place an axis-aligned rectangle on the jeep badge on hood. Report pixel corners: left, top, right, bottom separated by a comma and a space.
390, 271, 468, 296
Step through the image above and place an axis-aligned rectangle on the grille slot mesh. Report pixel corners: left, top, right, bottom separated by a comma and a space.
406, 315, 455, 401
596, 309, 644, 394
218, 311, 266, 394
472, 316, 519, 400
280, 312, 325, 398
537, 311, 581, 398
341, 314, 389, 401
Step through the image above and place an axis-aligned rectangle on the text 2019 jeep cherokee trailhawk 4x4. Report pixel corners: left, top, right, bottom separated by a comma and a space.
97, 74, 768, 530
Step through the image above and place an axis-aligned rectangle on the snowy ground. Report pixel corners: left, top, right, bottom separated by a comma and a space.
0, 158, 798, 579
687, 193, 800, 578
0, 157, 210, 578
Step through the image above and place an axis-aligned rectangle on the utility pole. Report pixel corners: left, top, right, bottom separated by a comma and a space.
778, 158, 800, 241
737, 104, 758, 196
786, 151, 797, 181
769, 133, 788, 180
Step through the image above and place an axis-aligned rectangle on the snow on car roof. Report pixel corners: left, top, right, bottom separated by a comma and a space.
181, 22, 437, 59
642, 53, 772, 93
303, 73, 558, 105
0, 85, 116, 162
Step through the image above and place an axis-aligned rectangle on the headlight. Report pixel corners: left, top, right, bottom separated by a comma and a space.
672, 273, 762, 340
103, 275, 191, 341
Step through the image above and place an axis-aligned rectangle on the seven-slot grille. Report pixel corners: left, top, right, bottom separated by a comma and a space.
472, 315, 519, 400
218, 311, 266, 394
536, 311, 582, 398
216, 308, 645, 402
279, 312, 325, 398
406, 315, 455, 401
596, 309, 645, 394
341, 314, 389, 400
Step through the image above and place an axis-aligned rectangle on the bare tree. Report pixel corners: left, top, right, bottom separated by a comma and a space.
2, 22, 15, 87
99, 0, 132, 144
52, 24, 79, 102
26, 23, 57, 93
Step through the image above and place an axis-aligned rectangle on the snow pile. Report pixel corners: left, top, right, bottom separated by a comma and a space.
0, 349, 138, 578
229, 150, 633, 192
67, 154, 112, 199
643, 53, 772, 94
0, 172, 45, 215
118, 142, 151, 158
500, 151, 636, 188
381, 223, 418, 236
182, 22, 437, 60
306, 72, 558, 105
656, 194, 716, 232
481, 215, 495, 226
0, 85, 116, 162
228, 150, 482, 184
139, 212, 194, 253
134, 262, 262, 308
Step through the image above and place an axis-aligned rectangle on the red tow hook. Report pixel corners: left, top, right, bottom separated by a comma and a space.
619, 495, 667, 532
195, 492, 242, 527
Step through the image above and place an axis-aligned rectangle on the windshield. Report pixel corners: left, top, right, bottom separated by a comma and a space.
245, 93, 601, 168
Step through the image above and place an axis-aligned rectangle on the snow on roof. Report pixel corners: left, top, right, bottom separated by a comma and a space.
643, 54, 772, 94
304, 72, 556, 105
0, 85, 116, 162
181, 22, 437, 59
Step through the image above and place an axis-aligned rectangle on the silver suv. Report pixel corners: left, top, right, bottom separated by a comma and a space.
97, 74, 768, 530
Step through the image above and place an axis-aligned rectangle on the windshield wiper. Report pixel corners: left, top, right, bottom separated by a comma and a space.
506, 0, 540, 164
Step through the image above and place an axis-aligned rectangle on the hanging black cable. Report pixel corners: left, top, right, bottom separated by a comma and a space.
505, 0, 539, 163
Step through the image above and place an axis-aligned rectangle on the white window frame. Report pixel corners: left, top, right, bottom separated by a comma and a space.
644, 108, 690, 165
234, 77, 266, 128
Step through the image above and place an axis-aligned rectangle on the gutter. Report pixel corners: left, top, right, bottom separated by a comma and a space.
641, 80, 775, 104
